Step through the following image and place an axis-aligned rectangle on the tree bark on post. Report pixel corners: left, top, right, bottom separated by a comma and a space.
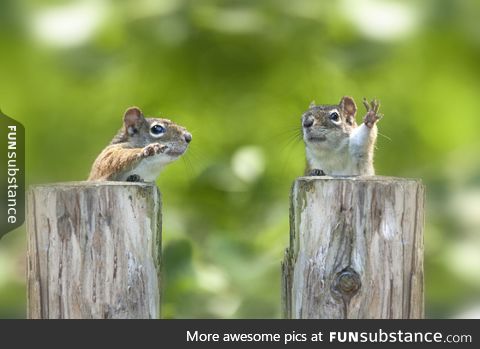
26, 182, 162, 319
282, 176, 425, 319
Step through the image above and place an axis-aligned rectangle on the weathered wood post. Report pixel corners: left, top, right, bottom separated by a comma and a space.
282, 176, 425, 319
26, 182, 162, 319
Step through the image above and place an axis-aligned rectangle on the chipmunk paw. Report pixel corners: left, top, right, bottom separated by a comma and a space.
126, 174, 142, 182
309, 169, 326, 176
143, 143, 168, 157
362, 98, 382, 128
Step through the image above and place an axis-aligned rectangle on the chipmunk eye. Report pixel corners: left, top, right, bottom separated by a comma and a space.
150, 124, 166, 136
329, 111, 340, 122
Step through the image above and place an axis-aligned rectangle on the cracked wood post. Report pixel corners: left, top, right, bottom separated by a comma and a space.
26, 182, 162, 319
282, 176, 425, 319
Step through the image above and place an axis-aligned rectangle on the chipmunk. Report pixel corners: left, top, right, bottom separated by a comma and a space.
88, 107, 191, 182
302, 96, 382, 176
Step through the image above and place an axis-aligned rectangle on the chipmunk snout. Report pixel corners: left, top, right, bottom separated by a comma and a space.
303, 115, 314, 128
184, 132, 192, 143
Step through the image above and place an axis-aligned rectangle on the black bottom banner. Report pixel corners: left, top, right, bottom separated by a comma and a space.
0, 319, 476, 348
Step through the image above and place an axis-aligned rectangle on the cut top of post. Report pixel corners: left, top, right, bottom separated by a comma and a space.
295, 175, 422, 184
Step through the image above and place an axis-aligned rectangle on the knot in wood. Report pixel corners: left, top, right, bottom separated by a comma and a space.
333, 267, 361, 298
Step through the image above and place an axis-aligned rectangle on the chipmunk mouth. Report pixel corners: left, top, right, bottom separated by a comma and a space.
306, 135, 327, 143
167, 151, 185, 157
165, 144, 188, 158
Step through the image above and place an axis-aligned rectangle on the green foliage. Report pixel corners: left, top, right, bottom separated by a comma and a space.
1, 0, 479, 318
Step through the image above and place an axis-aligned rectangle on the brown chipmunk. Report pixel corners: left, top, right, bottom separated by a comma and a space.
302, 96, 382, 176
88, 107, 192, 182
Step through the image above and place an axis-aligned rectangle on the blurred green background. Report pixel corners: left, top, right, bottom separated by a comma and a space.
1, 0, 480, 318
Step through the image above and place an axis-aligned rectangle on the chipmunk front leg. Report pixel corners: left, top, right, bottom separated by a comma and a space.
126, 143, 168, 182
88, 143, 167, 181
348, 98, 382, 175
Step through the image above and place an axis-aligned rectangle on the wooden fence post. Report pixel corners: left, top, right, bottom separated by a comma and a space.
26, 182, 162, 319
282, 176, 425, 319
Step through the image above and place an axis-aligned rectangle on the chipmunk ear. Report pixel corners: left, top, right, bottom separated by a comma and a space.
124, 107, 145, 136
339, 96, 357, 117
309, 100, 316, 109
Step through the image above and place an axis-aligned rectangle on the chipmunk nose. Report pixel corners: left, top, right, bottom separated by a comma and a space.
303, 116, 314, 128
184, 132, 192, 143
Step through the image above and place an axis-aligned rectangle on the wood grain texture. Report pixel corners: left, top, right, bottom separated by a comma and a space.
26, 182, 161, 319
282, 176, 425, 319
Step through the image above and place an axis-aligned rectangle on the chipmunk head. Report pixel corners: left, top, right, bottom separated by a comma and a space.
302, 96, 358, 151
120, 106, 192, 160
